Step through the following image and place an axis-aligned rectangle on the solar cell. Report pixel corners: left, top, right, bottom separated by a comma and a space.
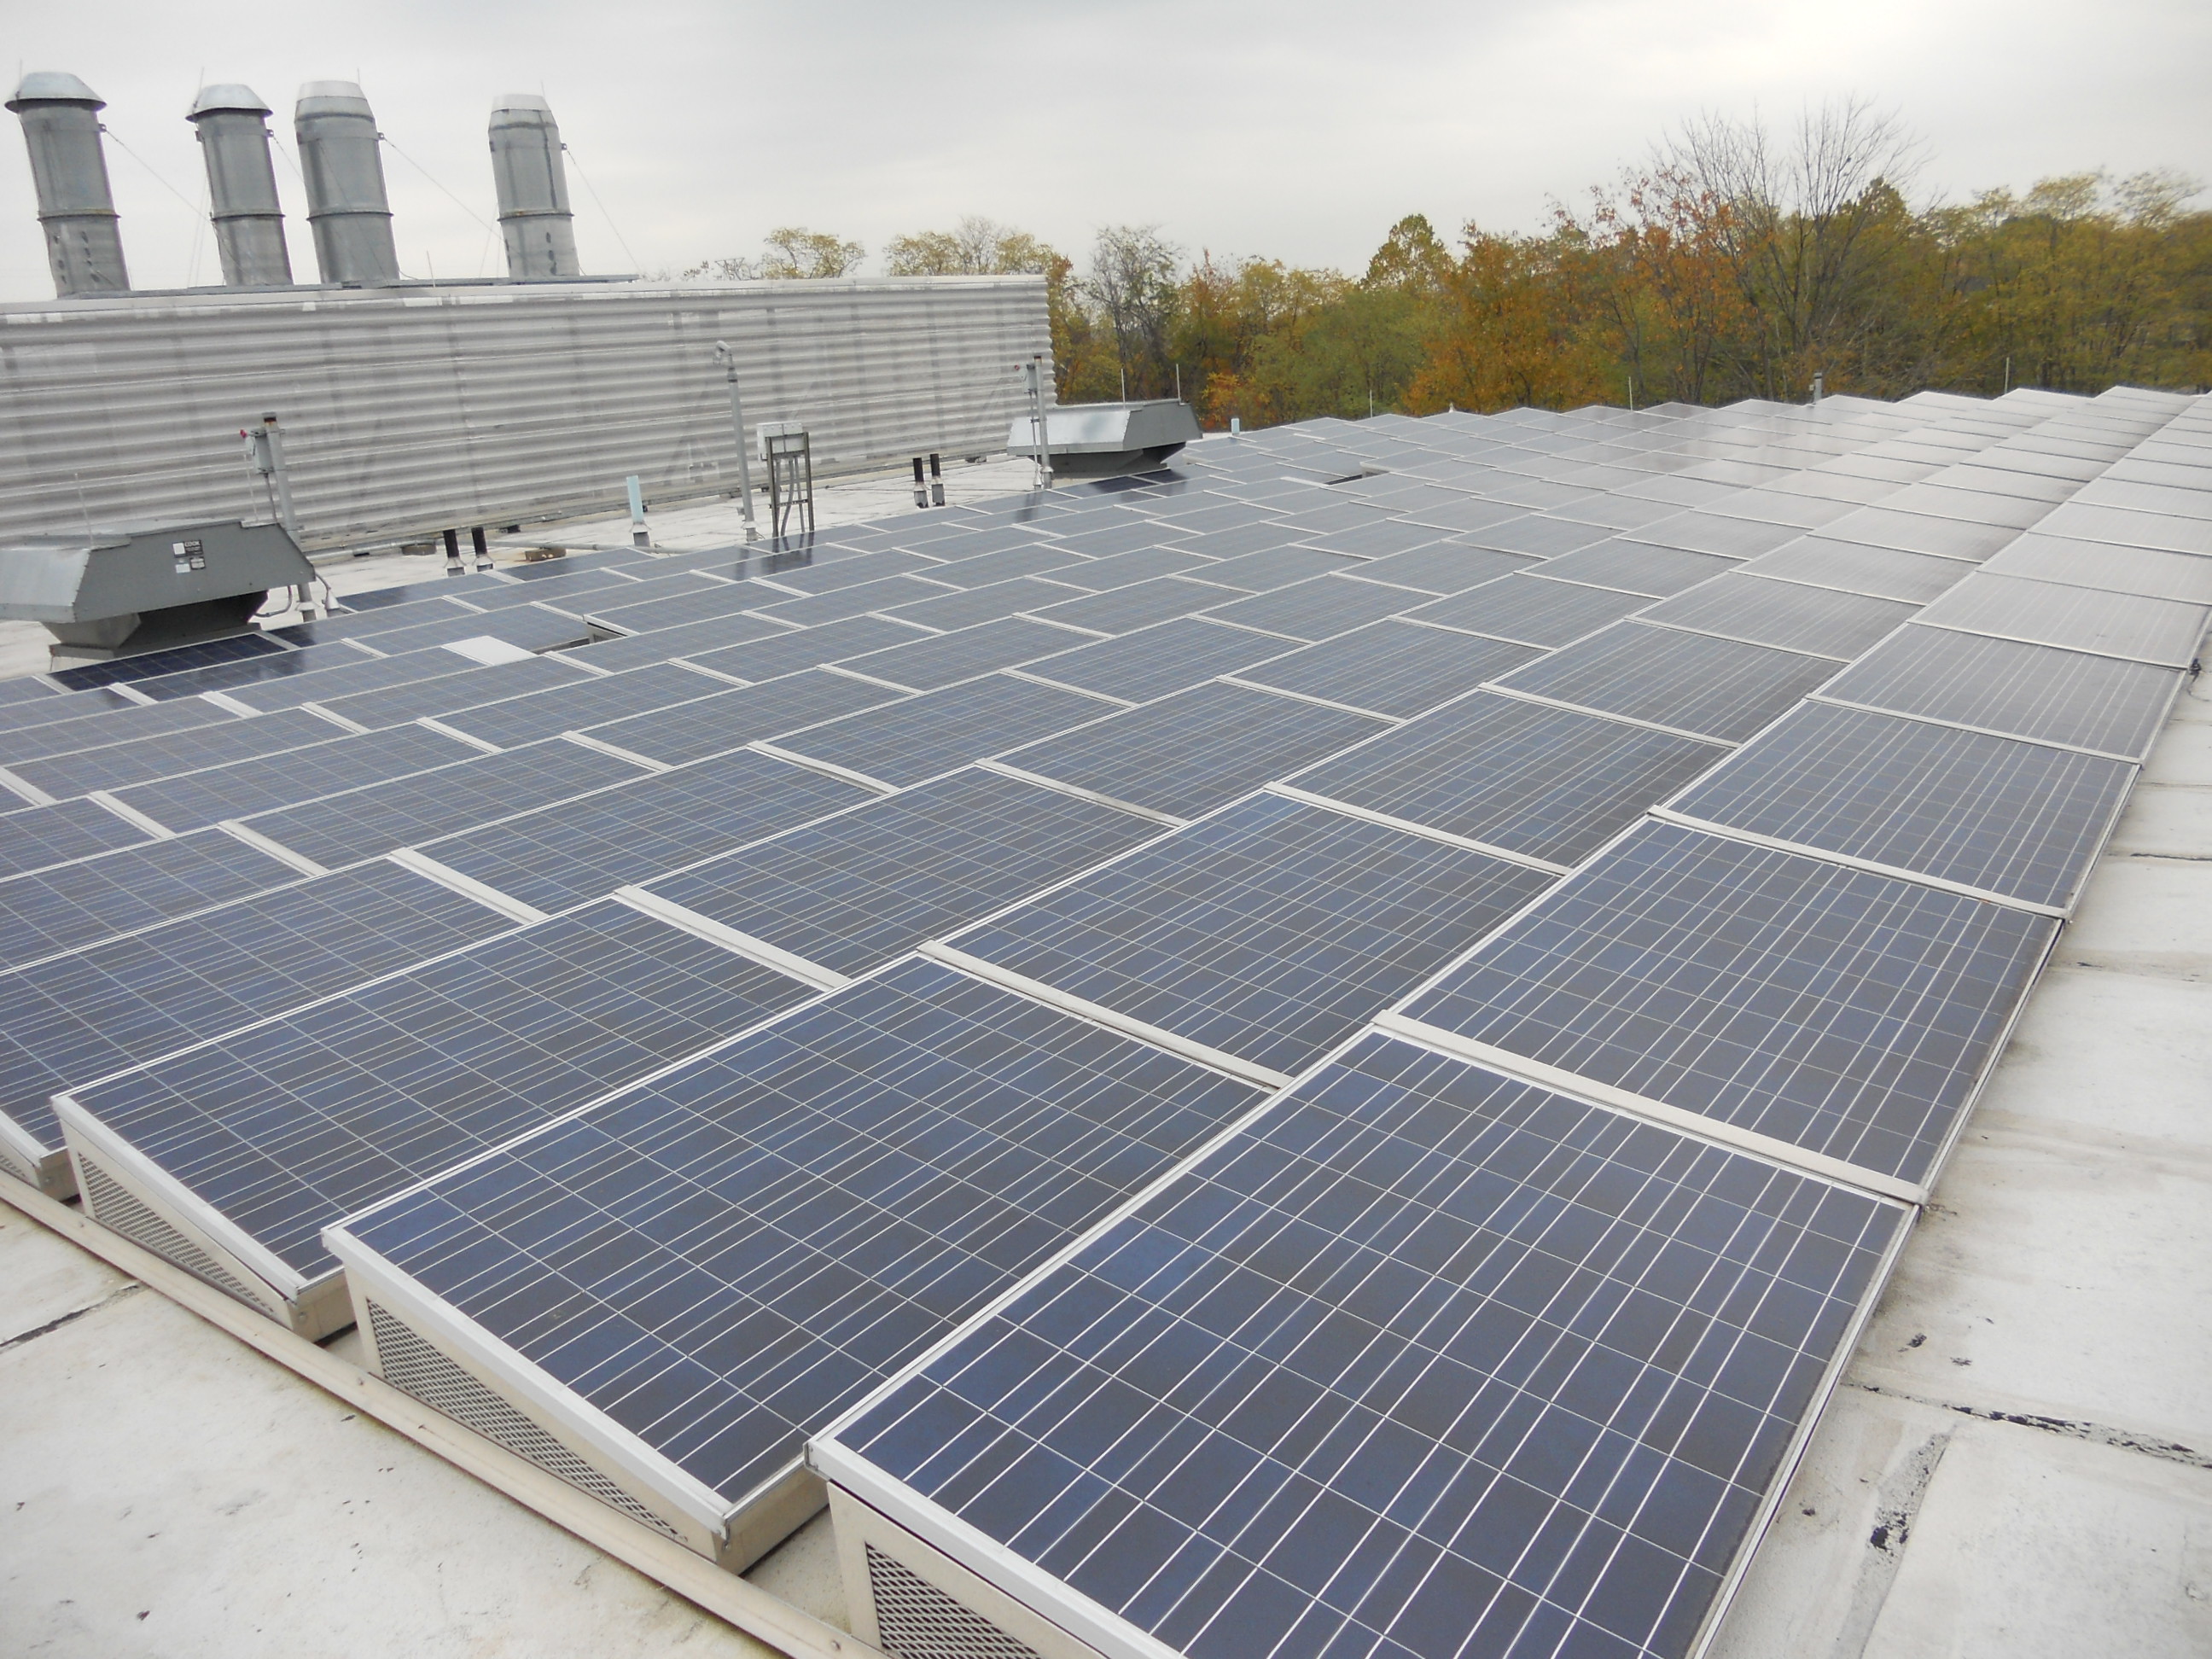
949, 794, 1553, 1076
825, 1034, 1906, 1659
408, 746, 875, 916
330, 958, 1266, 1520
1399, 819, 2056, 1189
1018, 620, 1289, 706
1286, 691, 1727, 865
0, 828, 296, 969
1640, 578, 1915, 659
1233, 621, 1539, 719
0, 861, 514, 1173
60, 900, 815, 1289
1031, 577, 1246, 636
1732, 540, 1972, 606
1912, 574, 2209, 667
584, 669, 909, 768
0, 795, 150, 879
1200, 574, 1423, 643
1000, 681, 1391, 822
832, 618, 1096, 692
1494, 623, 1841, 744
1409, 575, 1655, 648
1815, 628, 2180, 760
1666, 701, 2134, 911
643, 766, 1161, 978
9, 707, 352, 800
770, 674, 1113, 791
105, 725, 479, 835
236, 739, 649, 870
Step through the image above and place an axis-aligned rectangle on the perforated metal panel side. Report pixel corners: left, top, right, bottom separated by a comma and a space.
74, 1151, 269, 1313
363, 1300, 689, 1544
867, 1544, 1046, 1659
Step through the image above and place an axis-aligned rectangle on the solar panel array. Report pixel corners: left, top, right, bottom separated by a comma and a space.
6, 382, 2204, 1657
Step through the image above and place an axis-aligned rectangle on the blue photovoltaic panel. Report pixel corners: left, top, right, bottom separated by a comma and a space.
0, 861, 514, 1160
1233, 622, 1539, 719
1288, 692, 1729, 865
1639, 579, 1914, 659
679, 614, 928, 684
9, 707, 351, 800
1495, 623, 1841, 744
951, 793, 1554, 1074
411, 748, 875, 916
338, 958, 1266, 1505
1401, 819, 2056, 1185
0, 796, 150, 879
836, 618, 1093, 691
1409, 575, 1654, 649
832, 1034, 1906, 1659
644, 766, 1162, 977
1668, 701, 2135, 911
585, 669, 910, 768
771, 674, 1112, 790
237, 739, 649, 870
1200, 574, 1422, 643
311, 655, 586, 729
1018, 620, 1289, 705
107, 725, 480, 835
0, 829, 296, 969
1001, 681, 1391, 822
428, 663, 727, 750
1814, 628, 2180, 760
65, 900, 814, 1280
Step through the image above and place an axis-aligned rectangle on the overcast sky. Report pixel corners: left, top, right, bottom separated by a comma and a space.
2, 0, 2205, 300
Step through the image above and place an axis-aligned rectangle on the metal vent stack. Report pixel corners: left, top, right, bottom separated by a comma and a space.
294, 80, 398, 283
188, 84, 293, 287
487, 94, 580, 279
6, 72, 130, 296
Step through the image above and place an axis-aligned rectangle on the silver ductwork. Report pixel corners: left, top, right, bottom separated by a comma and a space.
188, 84, 293, 288
294, 80, 398, 283
487, 94, 580, 279
7, 71, 130, 296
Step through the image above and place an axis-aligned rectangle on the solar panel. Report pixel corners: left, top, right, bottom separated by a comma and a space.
329, 958, 1266, 1525
1533, 542, 1742, 597
105, 725, 480, 835
311, 655, 587, 730
406, 747, 876, 917
947, 793, 1553, 1076
1019, 619, 1292, 706
1232, 621, 1539, 719
9, 707, 353, 800
1912, 574, 2209, 667
1290, 693, 1727, 871
1030, 576, 1244, 635
236, 739, 650, 871
642, 766, 1162, 979
59, 899, 815, 1293
1493, 623, 1841, 744
1732, 540, 1972, 605
0, 795, 150, 880
1666, 701, 2135, 911
999, 681, 1391, 822
824, 1033, 1907, 1659
1814, 627, 2180, 760
0, 828, 296, 969
681, 615, 928, 684
427, 663, 728, 750
0, 860, 514, 1174
1639, 578, 1915, 659
768, 674, 1113, 791
583, 669, 910, 768
1348, 544, 1540, 597
1399, 819, 2056, 1189
1409, 575, 1655, 648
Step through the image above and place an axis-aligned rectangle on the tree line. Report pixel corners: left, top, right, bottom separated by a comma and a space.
672, 103, 2210, 426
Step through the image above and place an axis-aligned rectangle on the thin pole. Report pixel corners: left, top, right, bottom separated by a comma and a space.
714, 341, 760, 542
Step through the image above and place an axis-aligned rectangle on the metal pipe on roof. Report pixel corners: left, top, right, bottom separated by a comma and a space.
294, 80, 399, 284
6, 72, 130, 296
487, 95, 580, 279
188, 84, 293, 288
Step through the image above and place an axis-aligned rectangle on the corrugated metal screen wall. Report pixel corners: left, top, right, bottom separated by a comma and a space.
0, 275, 1050, 549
